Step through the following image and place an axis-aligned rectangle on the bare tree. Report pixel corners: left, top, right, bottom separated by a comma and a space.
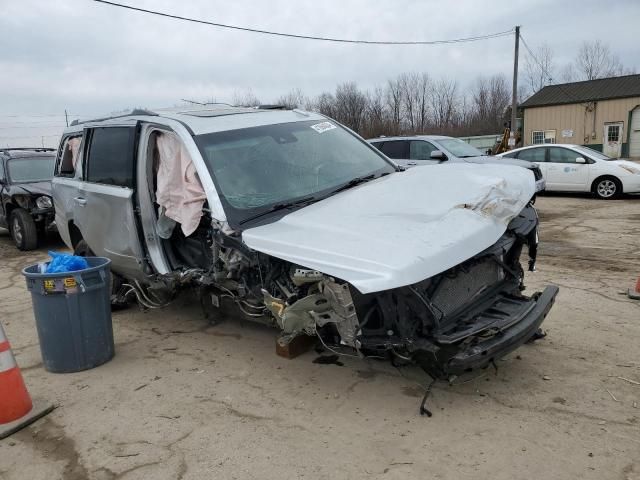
470, 75, 510, 134
524, 43, 554, 95
574, 40, 624, 80
363, 87, 387, 138
399, 72, 430, 133
430, 78, 459, 133
385, 78, 403, 134
232, 88, 260, 107
313, 92, 336, 118
275, 88, 308, 109
332, 82, 368, 133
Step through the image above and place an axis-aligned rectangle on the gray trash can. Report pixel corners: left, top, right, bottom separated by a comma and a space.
22, 257, 114, 373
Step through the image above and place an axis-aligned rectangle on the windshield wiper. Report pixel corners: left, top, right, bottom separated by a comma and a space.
239, 195, 318, 225
329, 174, 378, 194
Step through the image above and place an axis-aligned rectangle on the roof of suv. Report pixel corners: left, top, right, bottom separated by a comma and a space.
63, 106, 326, 136
0, 148, 56, 159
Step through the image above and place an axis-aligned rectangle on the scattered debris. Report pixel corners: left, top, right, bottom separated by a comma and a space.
133, 384, 148, 391
616, 376, 640, 386
552, 396, 567, 405
419, 378, 436, 417
114, 453, 140, 458
543, 375, 551, 381
606, 389, 619, 402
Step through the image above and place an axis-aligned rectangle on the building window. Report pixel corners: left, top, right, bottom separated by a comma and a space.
532, 130, 556, 144
607, 125, 620, 142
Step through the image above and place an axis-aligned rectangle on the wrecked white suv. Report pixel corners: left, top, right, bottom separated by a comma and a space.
52, 106, 557, 379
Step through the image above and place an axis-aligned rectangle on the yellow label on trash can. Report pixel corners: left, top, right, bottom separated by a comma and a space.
43, 278, 78, 294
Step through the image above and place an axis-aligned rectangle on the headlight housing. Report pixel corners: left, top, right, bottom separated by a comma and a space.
36, 196, 53, 209
619, 165, 640, 175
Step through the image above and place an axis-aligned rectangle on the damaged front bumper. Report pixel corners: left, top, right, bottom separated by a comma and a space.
445, 285, 558, 376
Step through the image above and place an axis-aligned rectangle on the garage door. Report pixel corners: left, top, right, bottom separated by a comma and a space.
630, 107, 640, 159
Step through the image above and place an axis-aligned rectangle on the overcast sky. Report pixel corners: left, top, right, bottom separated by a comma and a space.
1, 0, 639, 147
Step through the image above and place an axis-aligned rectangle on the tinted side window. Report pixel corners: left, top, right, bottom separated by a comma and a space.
0, 160, 5, 180
501, 151, 518, 159
548, 147, 580, 164
86, 127, 136, 187
517, 148, 546, 162
378, 141, 407, 159
409, 141, 437, 160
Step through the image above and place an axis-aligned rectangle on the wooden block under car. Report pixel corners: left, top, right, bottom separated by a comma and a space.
276, 334, 317, 359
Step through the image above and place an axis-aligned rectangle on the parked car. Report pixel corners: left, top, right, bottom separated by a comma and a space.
368, 135, 546, 193
0, 148, 56, 250
496, 144, 640, 199
52, 107, 557, 379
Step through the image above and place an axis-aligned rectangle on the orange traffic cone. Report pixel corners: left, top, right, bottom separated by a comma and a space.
0, 322, 53, 439
629, 277, 640, 300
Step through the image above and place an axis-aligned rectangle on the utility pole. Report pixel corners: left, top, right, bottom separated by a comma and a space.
510, 25, 520, 148
64, 109, 69, 127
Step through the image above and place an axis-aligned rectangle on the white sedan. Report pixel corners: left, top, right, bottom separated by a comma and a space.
497, 144, 640, 199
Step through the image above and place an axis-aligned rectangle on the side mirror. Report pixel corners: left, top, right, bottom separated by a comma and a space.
430, 150, 447, 161
575, 157, 586, 164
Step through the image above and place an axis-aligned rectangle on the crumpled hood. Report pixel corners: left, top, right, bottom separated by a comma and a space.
243, 164, 535, 294
15, 181, 52, 197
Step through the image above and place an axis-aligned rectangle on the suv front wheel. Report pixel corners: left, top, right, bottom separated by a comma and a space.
10, 208, 39, 251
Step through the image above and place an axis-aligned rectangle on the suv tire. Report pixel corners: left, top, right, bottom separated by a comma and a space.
74, 240, 128, 309
10, 208, 39, 251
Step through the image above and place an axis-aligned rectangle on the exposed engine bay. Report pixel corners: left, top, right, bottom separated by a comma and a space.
123, 202, 555, 380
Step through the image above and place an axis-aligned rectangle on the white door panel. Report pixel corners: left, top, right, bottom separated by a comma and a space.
603, 122, 623, 158
546, 147, 590, 191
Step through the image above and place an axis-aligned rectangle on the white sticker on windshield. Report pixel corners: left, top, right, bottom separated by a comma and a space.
310, 122, 337, 134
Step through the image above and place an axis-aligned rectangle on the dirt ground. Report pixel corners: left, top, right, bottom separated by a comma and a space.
0, 194, 639, 480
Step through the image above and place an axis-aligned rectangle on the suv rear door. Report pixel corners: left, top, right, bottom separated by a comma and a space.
74, 125, 146, 279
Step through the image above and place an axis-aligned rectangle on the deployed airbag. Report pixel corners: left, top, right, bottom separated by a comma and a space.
155, 132, 206, 237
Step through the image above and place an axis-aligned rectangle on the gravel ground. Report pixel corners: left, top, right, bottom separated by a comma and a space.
0, 194, 639, 480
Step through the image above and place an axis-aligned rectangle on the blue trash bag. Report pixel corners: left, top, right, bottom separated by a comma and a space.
45, 251, 89, 273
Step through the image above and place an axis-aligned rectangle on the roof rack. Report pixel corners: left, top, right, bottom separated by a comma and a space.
70, 108, 157, 126
256, 104, 288, 110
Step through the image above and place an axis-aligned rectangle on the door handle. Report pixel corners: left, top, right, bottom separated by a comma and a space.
74, 197, 87, 206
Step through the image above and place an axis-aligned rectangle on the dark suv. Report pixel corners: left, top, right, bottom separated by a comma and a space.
0, 148, 56, 250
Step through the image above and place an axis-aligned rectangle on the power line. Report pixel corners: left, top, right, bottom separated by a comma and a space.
92, 0, 514, 45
